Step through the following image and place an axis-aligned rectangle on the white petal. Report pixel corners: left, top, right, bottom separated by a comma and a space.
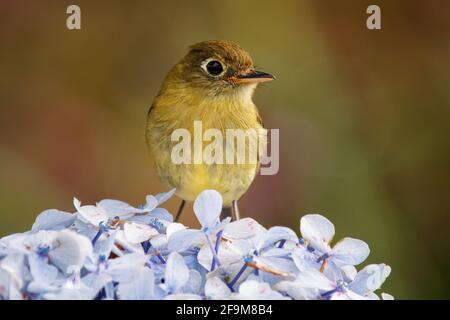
31, 209, 76, 232
167, 229, 203, 252
211, 217, 231, 234
144, 195, 159, 211
93, 231, 117, 257
127, 212, 171, 231
106, 253, 147, 283
73, 198, 108, 227
331, 238, 370, 266
262, 247, 292, 258
273, 281, 320, 300
97, 199, 148, 219
79, 273, 112, 299
193, 190, 223, 229
150, 207, 173, 222
295, 268, 335, 291
205, 277, 232, 300
123, 222, 159, 244
0, 233, 31, 255
149, 234, 168, 250
197, 239, 248, 270
155, 188, 176, 205
72, 220, 97, 239
331, 289, 368, 300
44, 289, 83, 300
340, 265, 358, 282
165, 252, 190, 294
0, 268, 22, 300
300, 214, 334, 253
252, 256, 296, 277
182, 269, 202, 294
348, 263, 391, 295
235, 280, 287, 300
45, 273, 110, 300
166, 223, 186, 240
49, 230, 93, 274
0, 253, 27, 288
27, 280, 60, 294
28, 253, 58, 285
291, 247, 319, 272
256, 226, 298, 251
222, 218, 266, 241
381, 292, 394, 300
117, 267, 155, 300
163, 293, 202, 300
365, 292, 381, 300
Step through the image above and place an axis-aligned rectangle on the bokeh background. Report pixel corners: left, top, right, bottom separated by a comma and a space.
1, 0, 449, 299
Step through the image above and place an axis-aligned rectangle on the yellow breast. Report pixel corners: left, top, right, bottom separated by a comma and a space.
146, 86, 264, 206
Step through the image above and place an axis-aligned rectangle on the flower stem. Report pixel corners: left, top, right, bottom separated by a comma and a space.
227, 263, 248, 291
215, 230, 223, 254
145, 241, 166, 264
156, 254, 166, 264
210, 231, 223, 271
278, 239, 286, 248
142, 240, 151, 254
91, 230, 103, 245
206, 234, 220, 271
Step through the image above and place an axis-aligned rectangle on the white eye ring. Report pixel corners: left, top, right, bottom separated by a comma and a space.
200, 58, 227, 76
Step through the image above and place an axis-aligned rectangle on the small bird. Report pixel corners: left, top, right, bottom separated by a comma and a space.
145, 40, 274, 221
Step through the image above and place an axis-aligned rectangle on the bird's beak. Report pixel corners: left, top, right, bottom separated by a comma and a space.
231, 70, 275, 84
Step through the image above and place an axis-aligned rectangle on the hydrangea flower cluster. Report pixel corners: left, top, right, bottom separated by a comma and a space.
0, 189, 393, 300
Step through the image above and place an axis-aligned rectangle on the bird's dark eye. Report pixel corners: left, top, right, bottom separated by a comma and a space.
205, 60, 224, 76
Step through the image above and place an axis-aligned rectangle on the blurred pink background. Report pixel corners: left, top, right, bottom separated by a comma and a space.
1, 0, 450, 298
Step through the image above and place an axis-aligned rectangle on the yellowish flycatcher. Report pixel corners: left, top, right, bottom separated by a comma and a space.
145, 40, 274, 221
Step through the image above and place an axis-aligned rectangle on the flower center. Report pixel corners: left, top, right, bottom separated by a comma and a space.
36, 245, 50, 257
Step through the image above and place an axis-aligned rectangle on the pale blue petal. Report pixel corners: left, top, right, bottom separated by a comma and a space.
252, 256, 296, 277
123, 222, 158, 244
150, 207, 173, 222
97, 199, 149, 219
49, 230, 93, 274
165, 252, 190, 294
300, 214, 334, 253
117, 267, 155, 300
256, 226, 298, 251
331, 238, 370, 266
28, 253, 58, 285
106, 253, 147, 283
167, 229, 203, 252
73, 198, 108, 227
193, 190, 223, 229
31, 209, 76, 232
295, 268, 335, 291
291, 247, 319, 272
182, 269, 202, 294
348, 263, 391, 295
163, 293, 202, 300
381, 292, 394, 300
143, 195, 158, 211
222, 218, 266, 241
155, 189, 176, 205
235, 280, 288, 300
205, 277, 231, 300
93, 231, 116, 257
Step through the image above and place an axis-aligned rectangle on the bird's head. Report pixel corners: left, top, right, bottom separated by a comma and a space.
167, 40, 274, 97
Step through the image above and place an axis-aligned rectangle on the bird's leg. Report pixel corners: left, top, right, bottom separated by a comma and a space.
220, 207, 232, 220
174, 200, 186, 222
231, 200, 240, 221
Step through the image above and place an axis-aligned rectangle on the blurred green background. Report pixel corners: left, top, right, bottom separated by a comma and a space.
1, 0, 449, 299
